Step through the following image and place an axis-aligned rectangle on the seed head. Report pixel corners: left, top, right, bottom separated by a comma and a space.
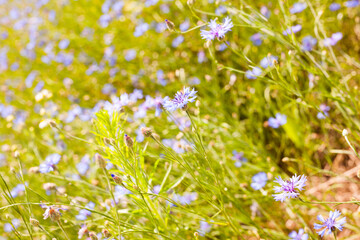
124, 134, 133, 148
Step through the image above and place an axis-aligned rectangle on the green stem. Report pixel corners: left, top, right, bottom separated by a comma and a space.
57, 220, 70, 240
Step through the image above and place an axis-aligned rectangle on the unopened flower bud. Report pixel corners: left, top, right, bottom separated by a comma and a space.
95, 154, 106, 169
187, 0, 195, 6
103, 137, 114, 145
102, 229, 112, 238
30, 217, 39, 227
29, 166, 40, 174
89, 231, 98, 240
124, 134, 133, 148
342, 129, 349, 137
14, 151, 20, 158
111, 174, 122, 184
181, 104, 188, 111
165, 19, 175, 31
141, 127, 153, 137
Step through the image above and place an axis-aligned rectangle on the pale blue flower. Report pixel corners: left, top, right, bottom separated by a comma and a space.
268, 113, 287, 128
273, 174, 307, 202
324, 32, 342, 46
301, 35, 317, 51
283, 25, 302, 35
39, 154, 61, 173
245, 67, 262, 79
314, 210, 346, 237
163, 87, 197, 111
290, 2, 307, 14
251, 172, 268, 190
289, 228, 308, 240
200, 17, 233, 41
329, 3, 341, 11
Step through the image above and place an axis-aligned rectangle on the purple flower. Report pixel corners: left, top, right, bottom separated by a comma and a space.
260, 55, 278, 68
232, 150, 247, 167
200, 17, 233, 41
345, 0, 359, 8
251, 172, 268, 190
39, 153, 61, 173
329, 3, 341, 11
4, 219, 20, 232
198, 221, 212, 236
289, 229, 308, 240
76, 202, 95, 220
245, 67, 262, 79
198, 50, 207, 63
179, 20, 190, 32
268, 113, 287, 128
324, 32, 342, 46
134, 22, 149, 37
172, 35, 184, 48
58, 39, 70, 49
301, 35, 317, 51
250, 33, 263, 46
11, 184, 25, 198
152, 185, 161, 194
314, 210, 346, 237
283, 25, 302, 35
43, 205, 62, 221
317, 104, 330, 119
290, 2, 307, 14
260, 6, 271, 18
76, 155, 90, 176
272, 174, 307, 202
163, 87, 197, 112
125, 49, 136, 61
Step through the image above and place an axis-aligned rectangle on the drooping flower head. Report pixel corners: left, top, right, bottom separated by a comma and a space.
43, 205, 62, 222
314, 210, 346, 237
272, 174, 307, 202
163, 87, 197, 112
200, 17, 233, 41
289, 228, 308, 240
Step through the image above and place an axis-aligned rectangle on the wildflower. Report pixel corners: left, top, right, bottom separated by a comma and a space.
251, 172, 268, 190
180, 20, 190, 31
345, 0, 360, 8
329, 3, 341, 11
10, 183, 25, 197
200, 17, 233, 41
134, 22, 149, 37
272, 174, 307, 202
250, 33, 263, 46
198, 220, 212, 236
163, 87, 197, 112
283, 25, 302, 35
260, 55, 278, 68
245, 67, 262, 79
43, 205, 61, 222
4, 218, 20, 232
172, 35, 184, 48
268, 113, 287, 128
290, 2, 307, 14
102, 229, 112, 238
76, 202, 95, 220
260, 6, 271, 18
324, 32, 343, 46
39, 153, 61, 173
301, 35, 317, 51
289, 228, 308, 240
78, 225, 89, 239
232, 150, 247, 167
314, 210, 346, 237
317, 104, 330, 119
89, 231, 98, 240
76, 155, 91, 175
141, 127, 153, 137
125, 49, 136, 61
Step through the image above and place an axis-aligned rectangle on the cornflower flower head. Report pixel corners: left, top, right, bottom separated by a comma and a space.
272, 174, 307, 202
251, 172, 268, 190
324, 32, 343, 46
268, 113, 287, 128
345, 0, 360, 8
163, 87, 197, 112
290, 2, 307, 14
289, 228, 308, 240
317, 104, 330, 119
232, 150, 247, 167
283, 25, 302, 36
200, 17, 233, 41
314, 210, 346, 237
301, 35, 317, 51
43, 205, 62, 222
39, 153, 61, 173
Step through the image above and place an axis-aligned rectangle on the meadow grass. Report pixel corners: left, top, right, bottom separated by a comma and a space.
1, 0, 360, 239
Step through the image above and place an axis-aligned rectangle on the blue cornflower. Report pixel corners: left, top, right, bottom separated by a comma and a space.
76, 155, 91, 176
273, 174, 307, 202
314, 210, 346, 237
283, 25, 302, 35
268, 113, 287, 128
200, 17, 233, 41
301, 35, 317, 51
232, 150, 247, 167
260, 6, 271, 18
290, 2, 307, 14
245, 67, 262, 79
4, 218, 20, 232
10, 183, 25, 197
125, 49, 136, 61
163, 87, 197, 112
345, 0, 359, 8
134, 22, 149, 37
198, 220, 212, 236
317, 104, 330, 119
250, 33, 263, 46
172, 35, 184, 48
289, 228, 308, 240
39, 154, 61, 173
260, 55, 278, 68
329, 3, 341, 11
324, 32, 342, 46
58, 39, 70, 49
251, 172, 268, 190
